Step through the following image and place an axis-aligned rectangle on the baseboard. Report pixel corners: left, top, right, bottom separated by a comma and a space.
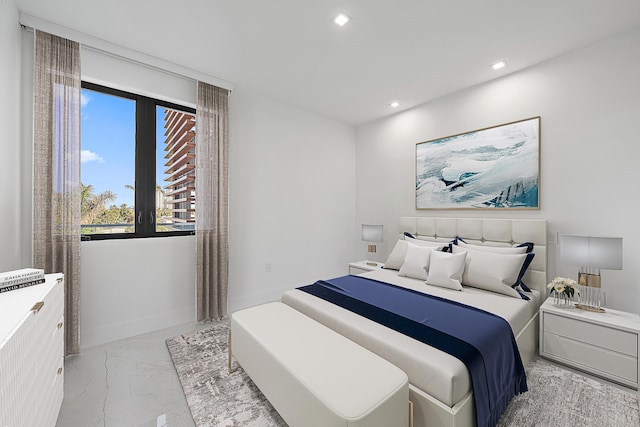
80, 306, 195, 349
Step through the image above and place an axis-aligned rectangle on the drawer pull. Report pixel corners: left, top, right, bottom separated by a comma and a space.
31, 301, 45, 313
57, 367, 63, 375
57, 322, 63, 329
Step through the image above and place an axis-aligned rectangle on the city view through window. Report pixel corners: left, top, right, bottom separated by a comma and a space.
80, 86, 196, 236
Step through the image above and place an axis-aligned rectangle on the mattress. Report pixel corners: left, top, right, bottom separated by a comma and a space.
281, 269, 540, 407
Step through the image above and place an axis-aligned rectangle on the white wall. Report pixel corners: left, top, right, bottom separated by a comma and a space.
0, 0, 29, 271
356, 28, 640, 313
80, 237, 196, 348
228, 89, 356, 312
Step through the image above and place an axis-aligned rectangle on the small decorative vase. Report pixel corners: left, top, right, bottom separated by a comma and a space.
553, 292, 574, 309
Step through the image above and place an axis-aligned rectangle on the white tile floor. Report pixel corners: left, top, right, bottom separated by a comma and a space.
55, 320, 639, 427
55, 321, 217, 427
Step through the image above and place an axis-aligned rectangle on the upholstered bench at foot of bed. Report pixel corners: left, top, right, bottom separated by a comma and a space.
231, 302, 410, 427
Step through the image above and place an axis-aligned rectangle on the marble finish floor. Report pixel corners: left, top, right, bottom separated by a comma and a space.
55, 321, 218, 427
56, 320, 639, 427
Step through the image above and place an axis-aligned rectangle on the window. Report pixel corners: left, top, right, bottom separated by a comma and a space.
80, 82, 196, 239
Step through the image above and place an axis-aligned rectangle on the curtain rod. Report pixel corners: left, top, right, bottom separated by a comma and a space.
19, 12, 234, 92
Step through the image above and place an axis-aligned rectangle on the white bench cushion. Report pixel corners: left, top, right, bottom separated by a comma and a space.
231, 302, 409, 427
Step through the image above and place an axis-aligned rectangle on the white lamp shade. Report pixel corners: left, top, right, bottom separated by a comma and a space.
362, 224, 384, 243
559, 235, 623, 270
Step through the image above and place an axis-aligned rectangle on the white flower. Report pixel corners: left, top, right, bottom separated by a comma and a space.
550, 277, 576, 287
548, 277, 579, 296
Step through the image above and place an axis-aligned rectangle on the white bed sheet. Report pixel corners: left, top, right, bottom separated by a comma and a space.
281, 269, 540, 407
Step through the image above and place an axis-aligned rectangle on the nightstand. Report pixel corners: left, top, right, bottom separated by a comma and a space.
539, 297, 640, 389
348, 261, 384, 275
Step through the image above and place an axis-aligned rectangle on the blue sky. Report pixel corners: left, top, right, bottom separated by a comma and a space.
81, 89, 167, 208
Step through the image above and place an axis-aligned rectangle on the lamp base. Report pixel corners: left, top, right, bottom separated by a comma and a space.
577, 270, 605, 311
366, 245, 377, 267
575, 303, 606, 313
578, 272, 601, 288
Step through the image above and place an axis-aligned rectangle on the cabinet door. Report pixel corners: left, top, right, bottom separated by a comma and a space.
0, 311, 39, 427
34, 280, 65, 426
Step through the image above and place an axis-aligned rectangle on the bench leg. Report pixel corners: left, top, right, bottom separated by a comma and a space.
408, 400, 414, 427
228, 328, 232, 374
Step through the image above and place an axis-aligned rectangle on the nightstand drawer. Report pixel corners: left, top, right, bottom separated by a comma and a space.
544, 312, 638, 357
543, 332, 638, 384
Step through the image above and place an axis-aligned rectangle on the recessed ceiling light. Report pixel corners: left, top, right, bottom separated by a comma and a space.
390, 101, 400, 108
333, 13, 351, 26
492, 61, 507, 70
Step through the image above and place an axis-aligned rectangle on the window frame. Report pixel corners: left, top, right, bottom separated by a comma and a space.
81, 81, 196, 241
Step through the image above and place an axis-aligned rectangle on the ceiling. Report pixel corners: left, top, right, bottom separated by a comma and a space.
15, 0, 640, 126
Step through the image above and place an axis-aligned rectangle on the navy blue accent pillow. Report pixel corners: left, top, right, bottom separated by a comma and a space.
515, 242, 534, 253
518, 283, 532, 293
445, 238, 459, 252
448, 236, 465, 252
511, 252, 535, 293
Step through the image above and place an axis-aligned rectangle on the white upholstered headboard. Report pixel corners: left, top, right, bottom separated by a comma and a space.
399, 217, 548, 298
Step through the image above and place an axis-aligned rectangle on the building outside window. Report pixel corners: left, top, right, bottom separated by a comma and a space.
158, 107, 196, 231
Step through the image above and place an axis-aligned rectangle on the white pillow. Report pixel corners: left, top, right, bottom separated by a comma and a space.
451, 245, 525, 299
425, 250, 466, 291
384, 239, 444, 270
456, 240, 527, 254
405, 235, 442, 245
398, 243, 432, 280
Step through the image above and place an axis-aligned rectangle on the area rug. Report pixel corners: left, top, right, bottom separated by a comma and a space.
167, 324, 639, 427
497, 358, 639, 427
166, 323, 285, 427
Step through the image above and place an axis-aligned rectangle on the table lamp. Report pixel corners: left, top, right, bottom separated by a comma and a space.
559, 235, 623, 312
362, 224, 384, 266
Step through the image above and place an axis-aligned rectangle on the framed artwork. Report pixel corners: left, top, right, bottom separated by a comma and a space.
416, 117, 540, 210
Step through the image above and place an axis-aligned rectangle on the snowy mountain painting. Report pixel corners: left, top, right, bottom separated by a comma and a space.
416, 117, 540, 209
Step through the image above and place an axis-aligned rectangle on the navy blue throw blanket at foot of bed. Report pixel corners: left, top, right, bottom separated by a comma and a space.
297, 275, 528, 427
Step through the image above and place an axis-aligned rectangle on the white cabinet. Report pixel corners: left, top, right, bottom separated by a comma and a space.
0, 273, 64, 426
348, 261, 384, 275
539, 297, 640, 389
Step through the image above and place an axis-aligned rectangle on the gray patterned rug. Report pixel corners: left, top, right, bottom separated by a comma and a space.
166, 323, 286, 427
497, 358, 639, 427
167, 324, 639, 427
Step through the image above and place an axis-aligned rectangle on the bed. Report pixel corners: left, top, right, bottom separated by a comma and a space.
282, 217, 547, 427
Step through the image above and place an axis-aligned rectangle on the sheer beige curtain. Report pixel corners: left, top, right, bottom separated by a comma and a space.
196, 82, 230, 322
33, 31, 81, 355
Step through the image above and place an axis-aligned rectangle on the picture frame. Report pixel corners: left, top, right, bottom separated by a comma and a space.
416, 117, 540, 210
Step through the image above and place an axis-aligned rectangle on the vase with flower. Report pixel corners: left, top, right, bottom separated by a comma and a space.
547, 277, 578, 309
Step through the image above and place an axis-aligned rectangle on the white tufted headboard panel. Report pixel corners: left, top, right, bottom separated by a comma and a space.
399, 217, 548, 298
